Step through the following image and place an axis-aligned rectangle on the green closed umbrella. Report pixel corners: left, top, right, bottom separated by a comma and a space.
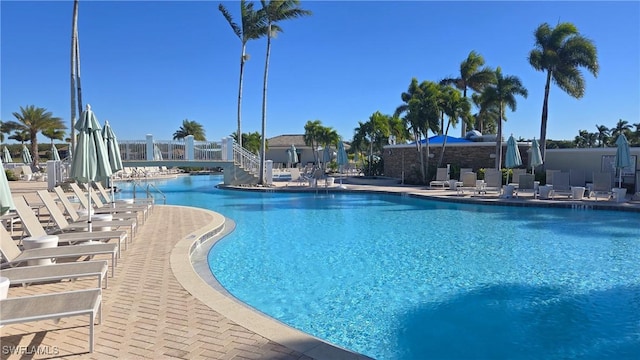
21, 144, 32, 165
614, 134, 632, 188
1, 157, 16, 215
70, 104, 113, 231
3, 146, 12, 163
102, 120, 123, 203
529, 138, 543, 175
504, 134, 522, 184
51, 144, 61, 161
287, 144, 298, 167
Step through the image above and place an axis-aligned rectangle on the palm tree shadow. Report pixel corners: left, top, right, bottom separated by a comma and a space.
395, 283, 640, 359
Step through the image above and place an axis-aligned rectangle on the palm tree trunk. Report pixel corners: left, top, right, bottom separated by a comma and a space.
75, 35, 83, 116
539, 70, 552, 163
495, 103, 504, 169
30, 133, 38, 167
438, 120, 452, 167
259, 26, 272, 185
237, 44, 247, 149
70, 0, 79, 154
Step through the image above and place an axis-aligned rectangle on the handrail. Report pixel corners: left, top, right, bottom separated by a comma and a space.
232, 142, 260, 176
129, 178, 167, 205
146, 183, 167, 205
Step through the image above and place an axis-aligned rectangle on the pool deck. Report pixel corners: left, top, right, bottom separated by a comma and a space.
3, 177, 639, 359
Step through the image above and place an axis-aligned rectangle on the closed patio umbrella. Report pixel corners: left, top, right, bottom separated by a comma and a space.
614, 134, 632, 188
51, 144, 61, 161
2, 146, 12, 163
102, 120, 123, 203
1, 158, 16, 215
70, 104, 113, 231
336, 140, 348, 188
21, 144, 32, 165
287, 144, 298, 168
504, 134, 522, 184
529, 138, 543, 175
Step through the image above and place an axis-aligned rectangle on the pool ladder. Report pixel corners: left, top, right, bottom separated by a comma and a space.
571, 203, 593, 210
131, 180, 167, 205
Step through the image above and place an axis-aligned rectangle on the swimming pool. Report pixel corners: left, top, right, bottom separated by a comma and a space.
118, 175, 640, 359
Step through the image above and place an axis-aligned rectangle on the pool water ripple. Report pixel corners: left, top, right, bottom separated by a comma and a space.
118, 176, 640, 359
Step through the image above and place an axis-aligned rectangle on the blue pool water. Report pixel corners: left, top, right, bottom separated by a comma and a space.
117, 175, 640, 359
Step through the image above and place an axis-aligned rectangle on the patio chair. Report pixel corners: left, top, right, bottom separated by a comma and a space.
0, 288, 102, 353
12, 196, 126, 259
482, 171, 502, 195
0, 260, 108, 289
458, 168, 472, 181
429, 168, 450, 189
545, 169, 560, 185
1, 225, 118, 277
551, 172, 572, 199
509, 169, 526, 186
515, 174, 536, 198
569, 169, 586, 187
37, 190, 137, 238
456, 172, 478, 196
591, 172, 613, 201
56, 186, 141, 225
94, 181, 154, 208
70, 183, 149, 221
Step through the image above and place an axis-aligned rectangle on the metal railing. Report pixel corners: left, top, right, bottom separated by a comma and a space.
131, 179, 167, 204
232, 143, 260, 176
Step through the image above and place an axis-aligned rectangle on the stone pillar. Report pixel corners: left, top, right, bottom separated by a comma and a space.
185, 135, 194, 161
146, 134, 154, 161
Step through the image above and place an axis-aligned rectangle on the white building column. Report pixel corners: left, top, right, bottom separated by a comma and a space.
146, 134, 154, 161
186, 135, 194, 161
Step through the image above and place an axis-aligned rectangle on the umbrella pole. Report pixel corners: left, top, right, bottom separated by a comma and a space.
110, 175, 116, 208
87, 181, 93, 232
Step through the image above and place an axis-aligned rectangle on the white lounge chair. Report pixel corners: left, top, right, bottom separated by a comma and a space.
429, 168, 450, 189
70, 183, 149, 221
37, 190, 137, 238
55, 186, 140, 225
551, 172, 572, 199
1, 225, 118, 277
11, 196, 125, 261
515, 174, 537, 198
482, 171, 502, 195
591, 172, 613, 201
456, 172, 478, 196
0, 260, 108, 289
0, 288, 102, 353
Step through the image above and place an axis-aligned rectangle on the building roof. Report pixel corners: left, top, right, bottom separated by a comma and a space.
413, 135, 472, 144
267, 134, 307, 147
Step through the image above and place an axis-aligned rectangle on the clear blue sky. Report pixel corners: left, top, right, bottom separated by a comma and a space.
2, 1, 639, 144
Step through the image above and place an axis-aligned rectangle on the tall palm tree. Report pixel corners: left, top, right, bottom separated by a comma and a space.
353, 112, 390, 176
529, 22, 599, 161
172, 119, 206, 141
440, 50, 494, 136
10, 105, 65, 165
258, 0, 311, 185
632, 123, 640, 146
480, 67, 528, 169
219, 1, 267, 149
438, 86, 471, 167
594, 124, 610, 147
394, 78, 441, 182
8, 130, 29, 144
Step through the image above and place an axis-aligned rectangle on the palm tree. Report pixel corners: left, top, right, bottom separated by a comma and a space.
394, 78, 441, 182
304, 120, 323, 164
173, 119, 206, 141
632, 122, 640, 146
529, 22, 599, 161
219, 1, 267, 149
353, 112, 390, 176
42, 128, 66, 145
10, 105, 65, 165
480, 67, 528, 169
440, 50, 495, 136
1, 120, 20, 143
594, 124, 610, 147
471, 92, 500, 134
438, 86, 471, 167
610, 119, 632, 139
8, 130, 29, 144
258, 0, 311, 185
